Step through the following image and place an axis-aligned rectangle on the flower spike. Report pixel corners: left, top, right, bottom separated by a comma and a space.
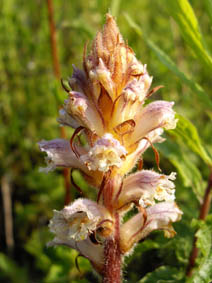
39, 14, 182, 280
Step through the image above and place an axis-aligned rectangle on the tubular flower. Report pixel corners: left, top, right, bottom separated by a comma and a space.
48, 198, 114, 273
49, 198, 113, 242
120, 201, 182, 253
40, 14, 182, 278
116, 170, 176, 209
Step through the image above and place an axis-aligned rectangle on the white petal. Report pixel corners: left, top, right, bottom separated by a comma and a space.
81, 133, 127, 172
111, 74, 152, 127
49, 198, 111, 241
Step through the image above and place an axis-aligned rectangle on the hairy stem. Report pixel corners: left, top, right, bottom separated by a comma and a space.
187, 168, 212, 276
103, 213, 122, 283
46, 0, 71, 205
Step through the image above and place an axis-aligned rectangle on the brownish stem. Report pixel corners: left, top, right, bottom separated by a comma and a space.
1, 175, 14, 253
47, 0, 61, 78
103, 213, 122, 283
187, 169, 212, 277
46, 0, 71, 205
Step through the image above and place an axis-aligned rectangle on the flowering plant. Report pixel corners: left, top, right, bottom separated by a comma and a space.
39, 14, 182, 282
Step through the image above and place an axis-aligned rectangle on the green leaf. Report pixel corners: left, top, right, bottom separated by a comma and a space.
169, 114, 212, 166
25, 229, 51, 271
124, 13, 212, 112
157, 139, 204, 200
165, 0, 212, 72
0, 253, 29, 283
204, 0, 212, 25
187, 215, 212, 283
139, 265, 184, 282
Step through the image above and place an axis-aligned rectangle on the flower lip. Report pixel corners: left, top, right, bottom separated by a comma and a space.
119, 170, 176, 209
49, 198, 112, 242
80, 133, 128, 172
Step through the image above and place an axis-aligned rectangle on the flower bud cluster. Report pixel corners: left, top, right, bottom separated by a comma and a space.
39, 14, 182, 272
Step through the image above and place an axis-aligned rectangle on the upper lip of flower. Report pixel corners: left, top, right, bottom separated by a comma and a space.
126, 101, 176, 146
116, 170, 176, 210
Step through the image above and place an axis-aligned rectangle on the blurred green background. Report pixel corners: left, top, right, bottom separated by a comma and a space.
1, 0, 212, 282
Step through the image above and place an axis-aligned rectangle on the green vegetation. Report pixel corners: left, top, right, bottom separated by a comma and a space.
1, 0, 212, 282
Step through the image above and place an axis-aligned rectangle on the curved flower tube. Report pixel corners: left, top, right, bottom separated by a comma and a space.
117, 170, 176, 209
128, 101, 177, 145
120, 201, 182, 253
48, 198, 114, 271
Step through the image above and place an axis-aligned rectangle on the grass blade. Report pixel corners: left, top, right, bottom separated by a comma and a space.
204, 0, 212, 25
165, 0, 212, 72
125, 13, 212, 111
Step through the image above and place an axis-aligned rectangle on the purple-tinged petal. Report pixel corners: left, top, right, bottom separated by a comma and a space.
47, 198, 114, 270
64, 91, 104, 135
129, 101, 177, 144
57, 108, 80, 128
142, 201, 182, 238
38, 139, 88, 173
118, 170, 176, 208
120, 201, 182, 253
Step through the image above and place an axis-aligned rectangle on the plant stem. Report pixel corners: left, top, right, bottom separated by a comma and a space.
187, 168, 212, 276
1, 175, 14, 254
47, 0, 60, 78
103, 213, 122, 283
46, 0, 71, 205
